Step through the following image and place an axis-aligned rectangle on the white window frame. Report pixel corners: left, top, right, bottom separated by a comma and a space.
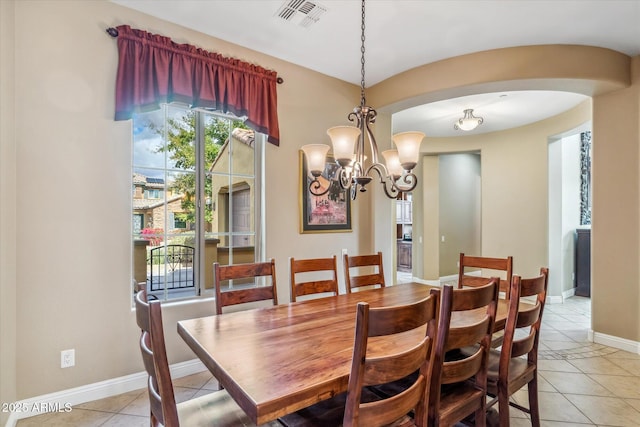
132, 104, 265, 302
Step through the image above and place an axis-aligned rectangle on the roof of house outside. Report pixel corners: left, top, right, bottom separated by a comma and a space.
208, 127, 255, 172
133, 195, 183, 210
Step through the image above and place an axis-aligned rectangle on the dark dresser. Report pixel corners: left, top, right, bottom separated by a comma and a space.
575, 228, 591, 297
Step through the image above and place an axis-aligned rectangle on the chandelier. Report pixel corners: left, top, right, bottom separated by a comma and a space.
454, 109, 484, 131
301, 0, 424, 200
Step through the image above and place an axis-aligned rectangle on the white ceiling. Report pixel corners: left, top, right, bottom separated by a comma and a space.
112, 0, 640, 137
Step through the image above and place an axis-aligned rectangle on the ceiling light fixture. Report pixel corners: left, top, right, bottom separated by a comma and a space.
454, 109, 484, 131
301, 0, 424, 200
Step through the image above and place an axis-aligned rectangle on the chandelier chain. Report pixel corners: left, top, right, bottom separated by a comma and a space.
360, 0, 366, 107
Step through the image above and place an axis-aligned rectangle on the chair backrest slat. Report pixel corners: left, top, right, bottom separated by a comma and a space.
214, 259, 278, 315
458, 252, 513, 298
511, 330, 536, 358
289, 256, 339, 302
440, 349, 483, 385
343, 252, 385, 293
516, 304, 542, 328
445, 317, 493, 351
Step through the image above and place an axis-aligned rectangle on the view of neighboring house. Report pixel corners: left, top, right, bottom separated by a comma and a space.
208, 127, 256, 248
132, 127, 256, 242
132, 174, 186, 235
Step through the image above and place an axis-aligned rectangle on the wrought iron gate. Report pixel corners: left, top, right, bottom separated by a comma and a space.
149, 245, 195, 291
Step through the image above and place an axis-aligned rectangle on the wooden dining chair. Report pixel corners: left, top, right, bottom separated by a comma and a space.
134, 288, 259, 426
343, 251, 385, 293
485, 267, 549, 427
458, 253, 512, 349
458, 253, 513, 298
214, 259, 278, 315
427, 280, 499, 427
279, 290, 441, 427
342, 291, 440, 427
289, 255, 339, 302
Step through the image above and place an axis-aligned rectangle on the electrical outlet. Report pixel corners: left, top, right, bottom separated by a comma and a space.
61, 349, 75, 368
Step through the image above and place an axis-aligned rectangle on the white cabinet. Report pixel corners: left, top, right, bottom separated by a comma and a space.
396, 201, 412, 224
403, 201, 412, 223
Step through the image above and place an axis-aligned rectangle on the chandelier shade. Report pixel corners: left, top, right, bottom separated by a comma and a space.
301, 0, 424, 200
393, 131, 425, 170
381, 149, 403, 178
326, 126, 362, 167
301, 144, 330, 177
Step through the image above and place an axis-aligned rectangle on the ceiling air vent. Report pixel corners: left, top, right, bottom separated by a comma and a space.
275, 0, 327, 28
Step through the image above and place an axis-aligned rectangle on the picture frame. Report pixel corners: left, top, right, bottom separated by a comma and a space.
299, 150, 352, 233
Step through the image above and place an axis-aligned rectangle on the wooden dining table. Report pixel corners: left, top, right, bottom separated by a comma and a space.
177, 282, 515, 425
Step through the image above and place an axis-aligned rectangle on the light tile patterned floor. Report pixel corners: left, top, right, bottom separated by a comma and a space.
17, 295, 640, 426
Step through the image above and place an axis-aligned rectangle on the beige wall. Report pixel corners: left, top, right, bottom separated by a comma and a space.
438, 153, 482, 277
1, 0, 639, 411
592, 56, 640, 342
419, 156, 440, 280
1, 0, 17, 423
414, 102, 591, 285
3, 0, 366, 401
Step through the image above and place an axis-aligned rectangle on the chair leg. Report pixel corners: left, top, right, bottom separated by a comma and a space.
528, 374, 541, 427
475, 406, 486, 427
497, 391, 510, 427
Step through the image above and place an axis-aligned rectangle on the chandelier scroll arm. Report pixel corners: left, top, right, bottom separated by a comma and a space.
361, 107, 379, 165
395, 172, 418, 192
308, 177, 331, 196
366, 163, 401, 199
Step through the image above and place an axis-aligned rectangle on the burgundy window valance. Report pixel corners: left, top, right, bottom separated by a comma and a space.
113, 25, 280, 146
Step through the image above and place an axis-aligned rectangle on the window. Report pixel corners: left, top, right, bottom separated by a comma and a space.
170, 212, 187, 230
133, 214, 144, 234
145, 189, 162, 199
132, 104, 264, 301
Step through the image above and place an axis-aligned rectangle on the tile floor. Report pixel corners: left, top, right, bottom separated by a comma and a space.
17, 294, 640, 426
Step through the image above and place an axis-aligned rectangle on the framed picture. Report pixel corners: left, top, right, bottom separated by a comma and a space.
299, 150, 352, 233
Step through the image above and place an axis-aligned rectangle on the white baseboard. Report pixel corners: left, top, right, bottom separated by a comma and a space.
592, 331, 640, 354
562, 287, 576, 300
4, 359, 206, 427
546, 295, 564, 304
545, 287, 578, 304
438, 273, 458, 281
420, 278, 441, 286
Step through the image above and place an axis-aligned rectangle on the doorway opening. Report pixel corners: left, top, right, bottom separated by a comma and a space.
547, 124, 592, 305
